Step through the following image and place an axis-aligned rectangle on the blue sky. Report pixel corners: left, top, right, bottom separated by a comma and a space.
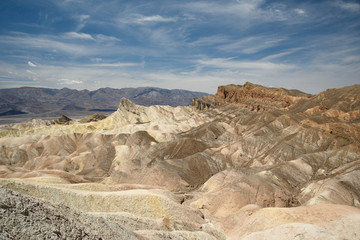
0, 0, 359, 93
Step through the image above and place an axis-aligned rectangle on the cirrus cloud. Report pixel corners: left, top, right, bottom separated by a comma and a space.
28, 61, 37, 67
0, 0, 359, 94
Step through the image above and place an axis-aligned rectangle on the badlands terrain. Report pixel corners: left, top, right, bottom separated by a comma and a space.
0, 82, 360, 239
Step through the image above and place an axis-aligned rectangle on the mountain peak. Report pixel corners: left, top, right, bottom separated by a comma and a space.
118, 98, 137, 111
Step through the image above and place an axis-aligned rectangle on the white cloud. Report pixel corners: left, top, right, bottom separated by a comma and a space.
79, 14, 90, 22
182, 1, 312, 25
92, 58, 103, 62
26, 69, 37, 75
63, 32, 95, 40
76, 14, 90, 31
145, 28, 180, 47
343, 55, 360, 63
189, 35, 229, 47
182, 0, 304, 23
0, 33, 93, 56
0, 33, 125, 58
185, 0, 264, 16
136, 15, 177, 24
89, 62, 141, 68
118, 14, 177, 25
219, 35, 287, 54
58, 78, 83, 85
294, 8, 306, 16
335, 0, 360, 12
261, 48, 303, 61
28, 61, 37, 67
196, 57, 296, 70
95, 34, 120, 42
62, 32, 120, 43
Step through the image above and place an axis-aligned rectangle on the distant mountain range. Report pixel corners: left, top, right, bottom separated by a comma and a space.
0, 86, 209, 119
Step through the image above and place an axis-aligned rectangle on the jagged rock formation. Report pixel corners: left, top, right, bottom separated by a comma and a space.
0, 82, 360, 239
192, 82, 311, 111
51, 115, 73, 125
78, 113, 107, 123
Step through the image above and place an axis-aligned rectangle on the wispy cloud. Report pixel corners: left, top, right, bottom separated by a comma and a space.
189, 35, 229, 47
334, 0, 360, 12
343, 55, 360, 63
118, 13, 177, 25
95, 34, 121, 42
75, 14, 90, 31
27, 61, 37, 67
196, 57, 296, 70
62, 32, 120, 42
261, 50, 299, 61
183, 0, 265, 17
79, 14, 90, 22
182, 0, 306, 23
88, 62, 141, 68
300, 33, 360, 67
294, 8, 306, 16
63, 32, 95, 40
1, 0, 359, 94
135, 15, 177, 24
0, 33, 95, 56
218, 35, 287, 54
58, 78, 83, 85
0, 32, 123, 59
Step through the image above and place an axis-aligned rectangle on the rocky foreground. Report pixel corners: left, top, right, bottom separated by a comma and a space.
1, 82, 360, 239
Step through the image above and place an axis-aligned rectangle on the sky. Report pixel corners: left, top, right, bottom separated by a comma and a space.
0, 0, 359, 94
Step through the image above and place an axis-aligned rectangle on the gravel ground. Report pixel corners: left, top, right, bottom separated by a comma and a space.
0, 186, 139, 240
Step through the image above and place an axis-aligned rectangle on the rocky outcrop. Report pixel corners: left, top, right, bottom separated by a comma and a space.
78, 113, 107, 123
51, 115, 72, 125
195, 82, 311, 111
191, 97, 217, 110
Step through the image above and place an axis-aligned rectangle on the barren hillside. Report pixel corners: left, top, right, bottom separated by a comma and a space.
1, 82, 360, 239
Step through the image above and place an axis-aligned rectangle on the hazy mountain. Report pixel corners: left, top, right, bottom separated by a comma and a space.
0, 86, 209, 119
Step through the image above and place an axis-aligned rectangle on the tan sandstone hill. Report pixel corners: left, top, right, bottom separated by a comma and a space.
1, 82, 360, 239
